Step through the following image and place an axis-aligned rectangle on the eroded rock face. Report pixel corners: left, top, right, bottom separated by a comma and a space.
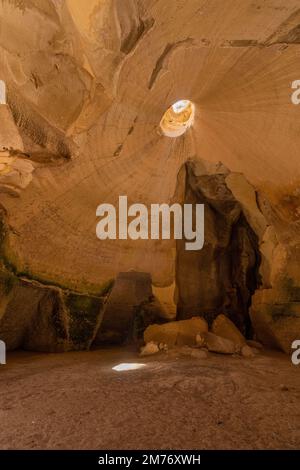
1, 0, 300, 292
1, 1, 300, 352
250, 288, 300, 354
0, 105, 23, 150
0, 150, 35, 196
93, 271, 154, 345
0, 271, 107, 352
0, 210, 108, 352
176, 161, 261, 335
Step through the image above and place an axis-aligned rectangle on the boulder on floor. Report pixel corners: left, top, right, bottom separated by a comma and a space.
202, 332, 237, 354
144, 316, 208, 347
177, 317, 209, 346
212, 314, 246, 347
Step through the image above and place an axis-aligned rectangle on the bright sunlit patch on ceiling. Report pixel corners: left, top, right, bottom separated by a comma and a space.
160, 99, 195, 137
172, 99, 190, 114
112, 363, 146, 372
0, 80, 6, 105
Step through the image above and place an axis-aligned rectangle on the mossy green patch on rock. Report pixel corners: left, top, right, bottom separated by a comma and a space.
0, 250, 115, 296
0, 269, 17, 295
98, 278, 115, 296
132, 297, 165, 341
65, 293, 104, 350
281, 278, 300, 302
0, 211, 116, 352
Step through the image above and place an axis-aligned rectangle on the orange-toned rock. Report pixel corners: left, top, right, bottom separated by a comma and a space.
212, 314, 246, 347
176, 317, 208, 346
241, 345, 255, 358
144, 317, 208, 347
203, 332, 237, 355
144, 322, 179, 347
2, 1, 300, 354
140, 341, 160, 356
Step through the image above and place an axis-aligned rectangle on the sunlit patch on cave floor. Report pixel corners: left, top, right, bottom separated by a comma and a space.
112, 362, 146, 372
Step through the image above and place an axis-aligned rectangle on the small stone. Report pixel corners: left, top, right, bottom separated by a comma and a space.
196, 334, 205, 347
241, 345, 255, 357
140, 341, 159, 356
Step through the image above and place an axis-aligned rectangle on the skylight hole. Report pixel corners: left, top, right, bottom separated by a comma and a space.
160, 99, 195, 138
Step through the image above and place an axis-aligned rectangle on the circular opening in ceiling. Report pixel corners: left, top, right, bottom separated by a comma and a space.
160, 99, 195, 137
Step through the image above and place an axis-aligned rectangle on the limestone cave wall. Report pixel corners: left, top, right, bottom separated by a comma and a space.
1, 0, 300, 352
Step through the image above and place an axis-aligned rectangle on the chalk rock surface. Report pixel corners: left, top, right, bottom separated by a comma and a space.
1, 1, 300, 351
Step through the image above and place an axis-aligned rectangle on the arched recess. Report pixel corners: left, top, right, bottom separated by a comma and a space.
175, 159, 273, 337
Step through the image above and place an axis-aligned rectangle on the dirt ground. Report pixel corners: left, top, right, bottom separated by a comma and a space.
0, 347, 299, 450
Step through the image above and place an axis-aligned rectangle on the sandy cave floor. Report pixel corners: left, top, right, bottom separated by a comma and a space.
0, 347, 299, 450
